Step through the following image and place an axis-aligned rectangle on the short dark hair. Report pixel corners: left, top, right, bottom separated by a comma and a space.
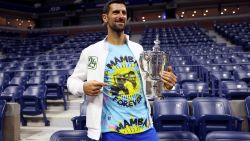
103, 0, 126, 14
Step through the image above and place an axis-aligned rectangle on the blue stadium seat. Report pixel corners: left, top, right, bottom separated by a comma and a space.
26, 76, 46, 87
0, 85, 24, 102
210, 71, 234, 96
0, 100, 6, 141
7, 76, 27, 87
0, 75, 10, 90
19, 85, 49, 126
234, 70, 250, 86
220, 81, 250, 99
192, 97, 243, 141
71, 101, 87, 130
177, 72, 199, 86
245, 96, 250, 131
153, 98, 190, 131
206, 131, 250, 141
182, 82, 210, 99
50, 130, 95, 141
157, 131, 199, 141
45, 75, 67, 110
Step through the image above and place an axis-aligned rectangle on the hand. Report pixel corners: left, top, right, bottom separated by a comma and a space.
160, 66, 177, 90
83, 80, 107, 96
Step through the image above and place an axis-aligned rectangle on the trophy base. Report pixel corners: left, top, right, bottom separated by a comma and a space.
146, 80, 163, 100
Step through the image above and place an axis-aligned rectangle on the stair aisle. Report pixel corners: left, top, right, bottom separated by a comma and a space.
20, 95, 83, 141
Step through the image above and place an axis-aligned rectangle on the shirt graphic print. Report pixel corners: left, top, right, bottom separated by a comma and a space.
101, 43, 151, 134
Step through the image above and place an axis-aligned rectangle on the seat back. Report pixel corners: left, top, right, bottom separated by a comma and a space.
8, 76, 27, 87
153, 98, 189, 117
50, 130, 91, 141
153, 98, 190, 131
0, 100, 7, 141
234, 70, 250, 83
0, 85, 23, 102
220, 81, 250, 99
23, 85, 46, 98
211, 71, 233, 81
27, 76, 46, 86
157, 131, 199, 141
182, 82, 209, 99
206, 131, 250, 141
192, 97, 231, 118
177, 72, 199, 85
245, 96, 250, 116
72, 101, 87, 130
245, 96, 250, 130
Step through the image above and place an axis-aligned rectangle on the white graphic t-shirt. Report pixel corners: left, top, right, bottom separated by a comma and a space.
101, 43, 150, 134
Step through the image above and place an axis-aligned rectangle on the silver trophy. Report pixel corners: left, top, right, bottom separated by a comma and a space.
139, 34, 169, 99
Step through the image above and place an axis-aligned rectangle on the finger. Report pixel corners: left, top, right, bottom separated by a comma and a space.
161, 72, 177, 83
91, 89, 101, 95
92, 85, 103, 91
161, 78, 174, 88
93, 82, 108, 87
87, 89, 100, 96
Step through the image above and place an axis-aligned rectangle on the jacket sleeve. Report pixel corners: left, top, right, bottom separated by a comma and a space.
67, 49, 88, 96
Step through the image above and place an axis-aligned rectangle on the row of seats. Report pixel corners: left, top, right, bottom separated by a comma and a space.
70, 96, 250, 141
0, 73, 68, 126
49, 130, 250, 141
214, 22, 250, 50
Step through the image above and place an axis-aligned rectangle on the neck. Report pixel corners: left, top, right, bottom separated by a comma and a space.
107, 30, 126, 45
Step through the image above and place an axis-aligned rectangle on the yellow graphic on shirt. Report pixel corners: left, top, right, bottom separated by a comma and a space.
112, 116, 150, 134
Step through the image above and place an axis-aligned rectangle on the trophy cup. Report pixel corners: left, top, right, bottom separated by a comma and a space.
139, 34, 169, 99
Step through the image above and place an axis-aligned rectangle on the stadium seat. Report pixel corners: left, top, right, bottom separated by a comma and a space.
153, 98, 190, 131
192, 97, 243, 141
71, 101, 87, 130
234, 69, 250, 86
177, 72, 199, 86
205, 131, 250, 141
50, 130, 95, 141
220, 81, 250, 99
182, 82, 210, 99
0, 100, 6, 141
210, 71, 234, 96
157, 131, 199, 141
7, 76, 27, 87
0, 85, 24, 102
245, 96, 250, 131
45, 75, 67, 110
26, 76, 46, 87
19, 85, 49, 126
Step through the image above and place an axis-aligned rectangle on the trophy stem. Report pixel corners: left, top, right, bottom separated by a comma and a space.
152, 80, 160, 100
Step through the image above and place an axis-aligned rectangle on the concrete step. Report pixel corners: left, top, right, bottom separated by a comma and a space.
20, 126, 72, 141
207, 30, 235, 47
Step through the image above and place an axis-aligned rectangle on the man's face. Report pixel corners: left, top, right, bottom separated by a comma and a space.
103, 3, 127, 33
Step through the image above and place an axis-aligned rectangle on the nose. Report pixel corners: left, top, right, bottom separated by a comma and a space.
118, 11, 126, 18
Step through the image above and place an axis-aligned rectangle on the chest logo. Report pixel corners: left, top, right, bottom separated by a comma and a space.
88, 56, 98, 70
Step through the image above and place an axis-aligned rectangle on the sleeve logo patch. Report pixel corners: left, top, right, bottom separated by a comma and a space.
88, 56, 98, 70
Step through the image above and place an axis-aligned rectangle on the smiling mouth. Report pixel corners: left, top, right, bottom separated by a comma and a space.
116, 22, 125, 24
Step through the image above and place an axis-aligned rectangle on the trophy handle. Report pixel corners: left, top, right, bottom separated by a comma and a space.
139, 53, 150, 73
162, 52, 170, 71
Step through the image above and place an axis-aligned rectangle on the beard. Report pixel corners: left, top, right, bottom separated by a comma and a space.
108, 22, 126, 33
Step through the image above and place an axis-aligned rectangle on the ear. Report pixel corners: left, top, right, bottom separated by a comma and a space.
102, 14, 108, 24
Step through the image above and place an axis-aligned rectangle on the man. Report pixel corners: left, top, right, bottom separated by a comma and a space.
67, 0, 177, 141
